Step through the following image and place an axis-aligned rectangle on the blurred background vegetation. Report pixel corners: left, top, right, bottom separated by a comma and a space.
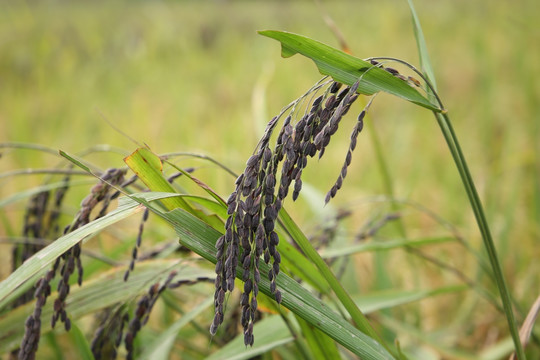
1, 0, 539, 358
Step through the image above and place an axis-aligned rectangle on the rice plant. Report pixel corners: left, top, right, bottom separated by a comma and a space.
1, 1, 538, 359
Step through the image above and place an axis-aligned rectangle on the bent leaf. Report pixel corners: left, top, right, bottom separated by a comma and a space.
124, 147, 194, 214
125, 147, 224, 231
259, 30, 442, 112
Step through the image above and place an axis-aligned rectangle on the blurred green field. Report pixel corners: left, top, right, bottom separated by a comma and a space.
1, 0, 539, 358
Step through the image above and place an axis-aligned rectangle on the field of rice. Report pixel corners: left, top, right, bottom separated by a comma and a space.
1, 1, 538, 359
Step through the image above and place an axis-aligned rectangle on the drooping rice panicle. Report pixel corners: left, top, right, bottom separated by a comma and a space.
211, 77, 375, 346
124, 271, 176, 360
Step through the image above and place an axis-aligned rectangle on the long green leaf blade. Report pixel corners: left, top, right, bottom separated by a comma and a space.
124, 147, 224, 231
124, 148, 194, 213
320, 236, 455, 258
259, 30, 441, 112
278, 207, 390, 352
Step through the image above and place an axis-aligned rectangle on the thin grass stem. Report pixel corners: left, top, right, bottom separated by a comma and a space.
433, 110, 525, 359
365, 49, 524, 357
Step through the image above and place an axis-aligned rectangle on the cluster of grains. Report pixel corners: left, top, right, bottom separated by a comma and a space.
123, 207, 149, 282
52, 168, 126, 330
124, 271, 177, 360
13, 191, 50, 308
368, 59, 422, 88
12, 176, 70, 308
211, 78, 376, 346
89, 273, 212, 360
324, 96, 375, 204
18, 168, 126, 360
15, 178, 71, 360
18, 270, 54, 360
91, 308, 129, 360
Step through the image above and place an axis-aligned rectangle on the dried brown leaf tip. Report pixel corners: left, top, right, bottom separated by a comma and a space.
211, 78, 373, 346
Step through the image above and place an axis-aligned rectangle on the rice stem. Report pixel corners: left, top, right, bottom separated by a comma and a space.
433, 109, 525, 359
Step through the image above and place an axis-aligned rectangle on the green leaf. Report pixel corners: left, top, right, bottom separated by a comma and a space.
355, 285, 466, 314
258, 30, 442, 112
68, 322, 94, 360
278, 207, 391, 353
275, 230, 331, 294
296, 315, 341, 360
124, 147, 224, 231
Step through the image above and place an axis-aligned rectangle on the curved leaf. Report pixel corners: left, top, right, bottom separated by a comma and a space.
259, 30, 442, 112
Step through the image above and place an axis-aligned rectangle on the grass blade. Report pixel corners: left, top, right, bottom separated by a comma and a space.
355, 285, 466, 314
406, 0, 437, 91
67, 322, 94, 360
435, 110, 526, 359
124, 147, 225, 231
320, 236, 455, 258
401, 4, 525, 356
124, 147, 195, 214
296, 315, 341, 360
